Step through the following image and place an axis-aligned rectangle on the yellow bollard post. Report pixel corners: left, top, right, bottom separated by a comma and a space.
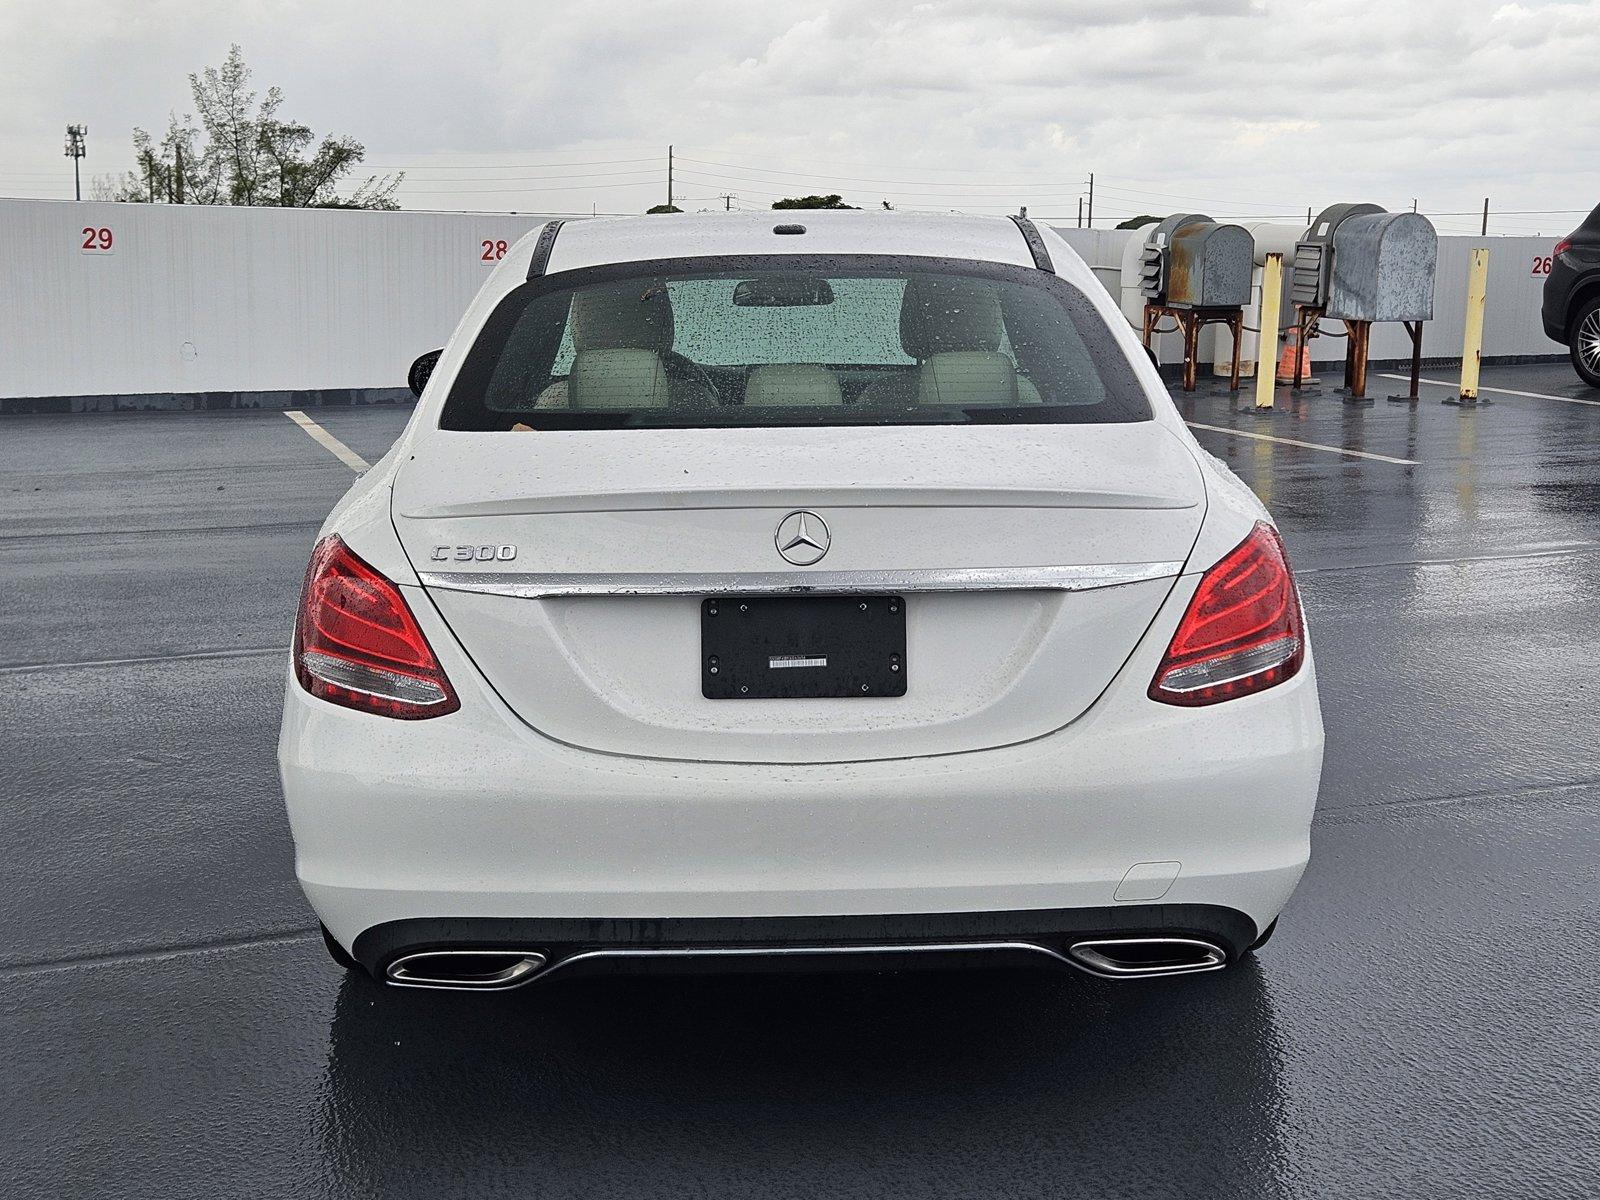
1255, 253, 1283, 410
1450, 247, 1489, 407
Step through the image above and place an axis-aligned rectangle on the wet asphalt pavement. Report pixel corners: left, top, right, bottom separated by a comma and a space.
3, 364, 1598, 1198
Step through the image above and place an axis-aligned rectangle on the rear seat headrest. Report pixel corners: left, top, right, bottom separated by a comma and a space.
570, 282, 675, 352
744, 364, 842, 406
900, 276, 1004, 359
569, 348, 670, 408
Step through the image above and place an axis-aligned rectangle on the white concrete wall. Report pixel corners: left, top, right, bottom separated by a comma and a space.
0, 199, 1568, 403
0, 199, 549, 400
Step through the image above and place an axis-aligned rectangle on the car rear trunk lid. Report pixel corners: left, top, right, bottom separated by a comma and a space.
393, 422, 1203, 763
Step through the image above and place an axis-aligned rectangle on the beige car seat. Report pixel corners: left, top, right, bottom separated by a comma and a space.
537, 282, 675, 409
898, 277, 1042, 405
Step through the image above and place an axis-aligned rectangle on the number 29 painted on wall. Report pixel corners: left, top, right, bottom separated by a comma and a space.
81, 226, 114, 253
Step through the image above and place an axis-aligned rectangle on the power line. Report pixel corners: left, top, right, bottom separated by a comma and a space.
1093, 183, 1306, 210
678, 156, 1084, 189
675, 167, 1086, 200
680, 150, 1083, 177
365, 155, 660, 169
403, 179, 664, 194
388, 167, 661, 183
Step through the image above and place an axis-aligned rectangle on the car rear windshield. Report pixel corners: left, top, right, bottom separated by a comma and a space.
439, 256, 1152, 430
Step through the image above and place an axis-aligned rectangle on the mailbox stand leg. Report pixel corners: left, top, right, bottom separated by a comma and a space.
1181, 313, 1199, 393
1345, 320, 1373, 404
1292, 307, 1317, 390
1228, 313, 1242, 393
1388, 321, 1424, 404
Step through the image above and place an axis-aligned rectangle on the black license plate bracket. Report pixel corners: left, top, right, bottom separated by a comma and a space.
701, 595, 907, 699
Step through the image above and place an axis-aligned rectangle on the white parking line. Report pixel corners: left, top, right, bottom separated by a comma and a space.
1377, 374, 1600, 408
1184, 421, 1418, 465
284, 410, 371, 471
0, 647, 283, 676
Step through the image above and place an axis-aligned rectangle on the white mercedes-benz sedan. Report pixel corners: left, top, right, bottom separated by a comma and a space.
278, 211, 1323, 992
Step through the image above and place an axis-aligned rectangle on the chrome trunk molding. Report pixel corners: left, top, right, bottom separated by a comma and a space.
418, 561, 1183, 599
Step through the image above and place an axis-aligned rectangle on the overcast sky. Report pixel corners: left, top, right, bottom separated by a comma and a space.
2, 0, 1596, 236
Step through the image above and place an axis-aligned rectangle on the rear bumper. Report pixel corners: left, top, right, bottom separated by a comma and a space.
279, 573, 1324, 956
1543, 258, 1588, 344
1542, 282, 1570, 344
353, 905, 1259, 985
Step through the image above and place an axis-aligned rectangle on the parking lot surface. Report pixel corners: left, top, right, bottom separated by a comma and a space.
3, 364, 1598, 1199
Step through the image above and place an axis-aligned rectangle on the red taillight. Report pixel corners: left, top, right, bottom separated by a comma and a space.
1553, 238, 1573, 258
1149, 522, 1305, 707
293, 535, 459, 719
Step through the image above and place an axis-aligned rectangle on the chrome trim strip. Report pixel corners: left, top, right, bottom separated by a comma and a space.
418, 561, 1183, 599
535, 941, 1077, 983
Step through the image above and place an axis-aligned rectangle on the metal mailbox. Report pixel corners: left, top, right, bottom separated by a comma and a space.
1138, 213, 1253, 392
1291, 202, 1382, 309
1140, 214, 1253, 309
1291, 204, 1436, 321
1286, 202, 1439, 400
1327, 212, 1437, 322
1139, 214, 1208, 304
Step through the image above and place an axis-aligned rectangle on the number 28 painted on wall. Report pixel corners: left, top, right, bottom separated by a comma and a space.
81, 226, 114, 253
480, 239, 508, 262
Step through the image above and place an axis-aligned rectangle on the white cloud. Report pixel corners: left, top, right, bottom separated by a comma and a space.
0, 0, 1595, 233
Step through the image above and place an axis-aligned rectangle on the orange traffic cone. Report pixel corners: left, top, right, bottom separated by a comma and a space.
1276, 326, 1312, 384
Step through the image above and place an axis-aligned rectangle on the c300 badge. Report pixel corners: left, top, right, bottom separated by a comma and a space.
431, 544, 517, 563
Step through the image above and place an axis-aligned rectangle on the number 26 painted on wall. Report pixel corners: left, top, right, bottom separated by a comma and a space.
81, 226, 114, 253
1531, 255, 1553, 276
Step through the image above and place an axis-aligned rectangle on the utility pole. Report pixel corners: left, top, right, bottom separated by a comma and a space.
1086, 172, 1094, 228
1077, 197, 1082, 228
717, 193, 736, 211
667, 144, 673, 210
64, 124, 87, 201
1411, 198, 1417, 213
1481, 197, 1489, 236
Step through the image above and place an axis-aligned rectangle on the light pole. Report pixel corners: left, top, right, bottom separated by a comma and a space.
64, 124, 88, 201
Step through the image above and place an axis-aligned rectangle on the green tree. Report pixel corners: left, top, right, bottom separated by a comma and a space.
772, 194, 858, 210
645, 203, 683, 214
106, 46, 401, 209
1115, 215, 1162, 229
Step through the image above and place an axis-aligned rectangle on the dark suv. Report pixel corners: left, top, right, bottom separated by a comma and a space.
1542, 202, 1600, 388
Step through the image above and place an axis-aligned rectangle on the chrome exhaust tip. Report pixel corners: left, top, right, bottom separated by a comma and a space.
1065, 937, 1227, 980
385, 949, 547, 991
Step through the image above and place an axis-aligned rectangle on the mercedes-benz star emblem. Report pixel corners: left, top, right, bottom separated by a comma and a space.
775, 510, 831, 566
